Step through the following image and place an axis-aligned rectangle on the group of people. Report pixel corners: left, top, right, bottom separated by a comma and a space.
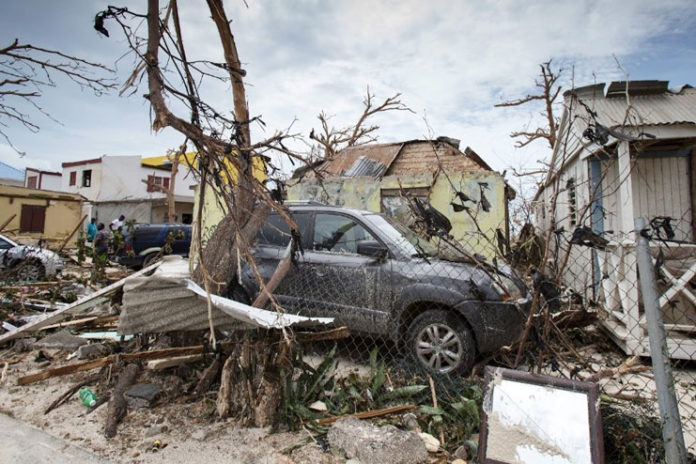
86, 214, 126, 257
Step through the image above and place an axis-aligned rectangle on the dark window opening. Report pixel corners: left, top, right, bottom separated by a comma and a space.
82, 169, 92, 187
20, 204, 46, 233
181, 213, 192, 224
567, 178, 577, 226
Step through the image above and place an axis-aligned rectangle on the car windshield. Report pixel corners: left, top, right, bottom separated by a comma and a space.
364, 214, 439, 257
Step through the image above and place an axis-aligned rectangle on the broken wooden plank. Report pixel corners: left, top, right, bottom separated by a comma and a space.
18, 346, 204, 385
146, 354, 203, 371
0, 214, 16, 233
0, 260, 162, 345
58, 214, 87, 253
0, 281, 62, 290
296, 326, 350, 342
315, 404, 418, 425
41, 315, 119, 331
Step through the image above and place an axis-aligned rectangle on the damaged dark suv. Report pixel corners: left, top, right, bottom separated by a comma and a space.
237, 204, 530, 374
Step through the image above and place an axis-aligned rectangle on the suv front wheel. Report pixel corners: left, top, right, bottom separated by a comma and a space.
406, 309, 475, 375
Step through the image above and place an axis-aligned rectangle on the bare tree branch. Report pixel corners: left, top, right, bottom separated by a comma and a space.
0, 39, 116, 154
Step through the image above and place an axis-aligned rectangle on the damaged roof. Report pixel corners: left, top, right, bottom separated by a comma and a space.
566, 81, 696, 129
298, 139, 492, 180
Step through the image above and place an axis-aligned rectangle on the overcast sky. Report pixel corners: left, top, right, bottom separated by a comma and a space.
1, 0, 694, 178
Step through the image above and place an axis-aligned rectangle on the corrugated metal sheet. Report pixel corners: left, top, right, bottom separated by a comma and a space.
572, 85, 696, 128
318, 143, 404, 176
119, 255, 333, 334
343, 156, 388, 177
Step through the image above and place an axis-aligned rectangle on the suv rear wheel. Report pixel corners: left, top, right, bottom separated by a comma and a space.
406, 309, 475, 375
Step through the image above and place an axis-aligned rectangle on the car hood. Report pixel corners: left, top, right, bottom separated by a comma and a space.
6, 245, 63, 274
396, 257, 528, 300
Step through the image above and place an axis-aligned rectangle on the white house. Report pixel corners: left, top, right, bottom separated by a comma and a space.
24, 168, 62, 191
61, 154, 197, 225
536, 80, 696, 359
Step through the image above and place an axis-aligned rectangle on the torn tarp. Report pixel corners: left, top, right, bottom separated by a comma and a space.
118, 255, 333, 334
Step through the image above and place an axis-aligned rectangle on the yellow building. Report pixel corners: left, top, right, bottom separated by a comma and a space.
288, 139, 513, 258
0, 184, 84, 248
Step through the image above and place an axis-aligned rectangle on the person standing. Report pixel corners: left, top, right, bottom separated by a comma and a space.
87, 218, 97, 242
110, 214, 126, 232
94, 223, 109, 257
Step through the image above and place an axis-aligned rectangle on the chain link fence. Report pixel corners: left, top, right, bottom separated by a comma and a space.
539, 213, 696, 460
248, 206, 696, 460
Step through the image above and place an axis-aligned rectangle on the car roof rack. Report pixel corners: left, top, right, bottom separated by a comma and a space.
283, 200, 326, 206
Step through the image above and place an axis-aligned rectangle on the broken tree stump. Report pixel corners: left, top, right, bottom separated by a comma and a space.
105, 363, 140, 438
215, 330, 291, 427
194, 354, 222, 397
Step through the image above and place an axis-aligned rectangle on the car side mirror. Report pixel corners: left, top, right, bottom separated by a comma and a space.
356, 240, 388, 259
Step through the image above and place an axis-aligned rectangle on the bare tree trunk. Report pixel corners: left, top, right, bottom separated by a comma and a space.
168, 155, 179, 223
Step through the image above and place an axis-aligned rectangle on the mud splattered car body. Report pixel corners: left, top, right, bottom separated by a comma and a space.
239, 204, 530, 374
0, 233, 63, 280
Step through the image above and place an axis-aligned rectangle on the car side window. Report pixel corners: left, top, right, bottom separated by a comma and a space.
0, 238, 11, 250
313, 214, 375, 254
257, 213, 310, 248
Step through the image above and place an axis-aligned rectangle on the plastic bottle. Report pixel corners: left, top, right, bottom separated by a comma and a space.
79, 387, 97, 407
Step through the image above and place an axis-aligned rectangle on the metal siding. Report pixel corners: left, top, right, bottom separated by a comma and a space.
632, 157, 692, 241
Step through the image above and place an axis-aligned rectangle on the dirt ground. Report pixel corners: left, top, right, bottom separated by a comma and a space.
0, 349, 338, 464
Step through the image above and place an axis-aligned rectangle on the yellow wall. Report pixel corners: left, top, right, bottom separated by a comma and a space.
287, 171, 507, 258
191, 153, 267, 257
0, 185, 83, 248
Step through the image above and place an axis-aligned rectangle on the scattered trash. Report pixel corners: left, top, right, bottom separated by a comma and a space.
79, 387, 97, 407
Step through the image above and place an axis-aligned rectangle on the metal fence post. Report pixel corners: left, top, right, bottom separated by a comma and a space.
635, 217, 688, 463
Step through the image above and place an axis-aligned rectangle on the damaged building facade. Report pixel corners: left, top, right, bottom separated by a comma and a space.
0, 184, 84, 248
535, 81, 696, 359
287, 138, 513, 257
60, 154, 197, 225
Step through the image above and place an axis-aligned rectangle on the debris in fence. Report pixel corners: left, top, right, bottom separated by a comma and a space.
327, 416, 428, 464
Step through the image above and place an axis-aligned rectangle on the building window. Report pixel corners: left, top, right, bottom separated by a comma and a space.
147, 175, 170, 192
82, 169, 92, 187
69, 171, 76, 186
20, 204, 46, 233
567, 178, 577, 226
27, 176, 38, 189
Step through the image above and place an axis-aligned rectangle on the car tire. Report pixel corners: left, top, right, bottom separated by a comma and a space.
406, 309, 476, 375
16, 259, 45, 282
141, 252, 161, 268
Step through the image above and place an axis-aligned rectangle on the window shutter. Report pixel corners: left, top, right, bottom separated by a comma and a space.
20, 205, 46, 233
69, 172, 76, 186
147, 175, 155, 192
163, 177, 170, 189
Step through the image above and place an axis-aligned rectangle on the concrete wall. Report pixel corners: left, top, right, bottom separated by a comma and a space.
0, 185, 83, 248
287, 171, 508, 257
62, 160, 103, 201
